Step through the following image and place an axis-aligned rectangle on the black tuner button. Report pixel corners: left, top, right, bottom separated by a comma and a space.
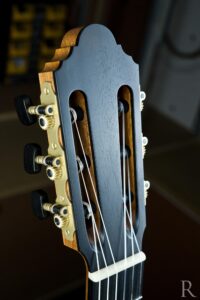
15, 95, 37, 126
24, 143, 42, 174
31, 190, 50, 220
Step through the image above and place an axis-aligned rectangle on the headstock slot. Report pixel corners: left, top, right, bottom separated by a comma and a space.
69, 90, 101, 246
118, 86, 137, 231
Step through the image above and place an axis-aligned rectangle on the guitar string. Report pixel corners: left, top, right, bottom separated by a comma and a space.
121, 105, 142, 300
122, 109, 127, 300
122, 161, 142, 300
127, 159, 135, 299
71, 109, 118, 299
91, 220, 102, 300
75, 121, 112, 300
79, 166, 110, 300
125, 163, 141, 299
124, 166, 142, 300
72, 107, 142, 299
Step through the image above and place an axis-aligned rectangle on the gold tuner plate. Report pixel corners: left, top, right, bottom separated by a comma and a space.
40, 82, 76, 242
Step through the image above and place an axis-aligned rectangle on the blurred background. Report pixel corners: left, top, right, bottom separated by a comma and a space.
0, 0, 199, 299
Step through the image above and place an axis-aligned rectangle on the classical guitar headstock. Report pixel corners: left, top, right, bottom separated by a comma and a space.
15, 24, 149, 299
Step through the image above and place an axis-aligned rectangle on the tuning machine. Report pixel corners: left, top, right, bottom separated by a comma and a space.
144, 180, 150, 205
15, 82, 75, 242
24, 143, 62, 179
31, 190, 68, 228
140, 91, 146, 111
142, 135, 148, 158
15, 95, 54, 129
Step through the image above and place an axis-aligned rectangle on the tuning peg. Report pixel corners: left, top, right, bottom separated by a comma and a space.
15, 95, 37, 126
140, 91, 146, 111
31, 189, 68, 224
144, 180, 150, 205
24, 143, 42, 174
31, 190, 50, 220
24, 143, 62, 175
142, 136, 148, 158
15, 95, 55, 128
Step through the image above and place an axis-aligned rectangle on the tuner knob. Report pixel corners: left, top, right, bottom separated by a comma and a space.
46, 166, 62, 180
15, 95, 37, 126
24, 143, 42, 174
53, 214, 65, 228
31, 190, 50, 220
38, 115, 55, 130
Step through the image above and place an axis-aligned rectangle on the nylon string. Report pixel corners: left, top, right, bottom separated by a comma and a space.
71, 108, 118, 300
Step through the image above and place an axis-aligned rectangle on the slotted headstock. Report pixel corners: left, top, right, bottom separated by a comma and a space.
16, 24, 149, 300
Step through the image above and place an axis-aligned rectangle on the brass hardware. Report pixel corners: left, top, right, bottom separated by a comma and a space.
35, 155, 61, 167
53, 214, 69, 229
38, 115, 55, 130
39, 81, 75, 241
46, 166, 62, 180
43, 203, 68, 217
28, 104, 54, 116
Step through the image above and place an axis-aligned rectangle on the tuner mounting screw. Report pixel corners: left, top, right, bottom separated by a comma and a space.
46, 166, 62, 180
38, 115, 55, 130
44, 87, 50, 95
